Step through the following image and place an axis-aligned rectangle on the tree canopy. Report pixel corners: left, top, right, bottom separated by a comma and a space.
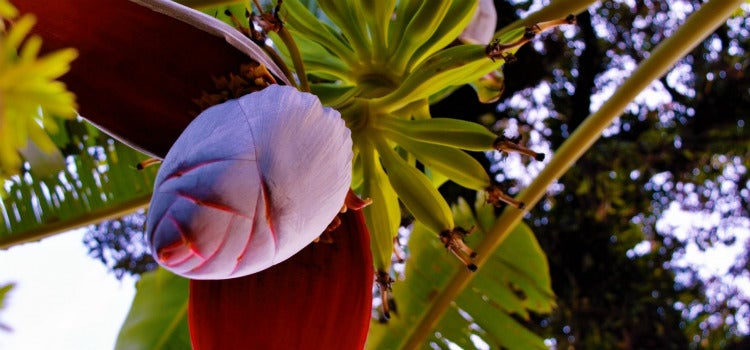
432, 1, 750, 348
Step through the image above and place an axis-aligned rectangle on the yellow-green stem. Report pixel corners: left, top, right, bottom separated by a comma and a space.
277, 26, 310, 92
262, 44, 298, 88
402, 0, 743, 348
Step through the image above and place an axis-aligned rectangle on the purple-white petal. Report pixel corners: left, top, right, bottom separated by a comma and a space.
459, 0, 498, 44
147, 85, 352, 279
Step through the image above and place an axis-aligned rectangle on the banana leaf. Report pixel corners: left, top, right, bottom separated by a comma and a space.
115, 268, 191, 350
0, 118, 158, 248
366, 194, 555, 350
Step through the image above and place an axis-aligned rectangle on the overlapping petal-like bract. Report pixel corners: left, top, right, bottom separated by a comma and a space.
146, 85, 352, 280
459, 0, 498, 44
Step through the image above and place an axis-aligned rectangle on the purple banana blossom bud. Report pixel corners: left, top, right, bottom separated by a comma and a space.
459, 0, 498, 44
146, 85, 352, 280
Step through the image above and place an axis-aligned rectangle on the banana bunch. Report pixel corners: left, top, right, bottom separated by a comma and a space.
247, 0, 573, 305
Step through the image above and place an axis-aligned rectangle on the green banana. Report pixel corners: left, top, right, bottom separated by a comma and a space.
408, 0, 478, 69
269, 31, 351, 81
373, 136, 454, 234
309, 83, 360, 108
360, 140, 402, 272
425, 166, 450, 189
373, 44, 500, 112
376, 115, 497, 151
358, 0, 396, 56
486, 17, 576, 61
281, 0, 357, 67
373, 20, 541, 113
385, 130, 491, 191
316, 0, 370, 58
351, 149, 364, 190
388, 0, 453, 73
390, 99, 431, 121
378, 115, 545, 161
388, 0, 422, 47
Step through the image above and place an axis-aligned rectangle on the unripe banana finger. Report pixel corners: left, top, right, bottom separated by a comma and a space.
358, 0, 396, 55
315, 0, 370, 57
373, 137, 454, 234
386, 131, 491, 191
389, 0, 454, 72
374, 44, 497, 112
281, 0, 356, 66
409, 0, 479, 68
360, 141, 401, 272
377, 116, 497, 151
351, 151, 364, 190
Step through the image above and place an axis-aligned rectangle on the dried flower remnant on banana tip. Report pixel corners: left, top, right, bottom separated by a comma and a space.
486, 15, 577, 61
443, 17, 576, 269
376, 270, 395, 320
432, 16, 576, 269
146, 85, 353, 280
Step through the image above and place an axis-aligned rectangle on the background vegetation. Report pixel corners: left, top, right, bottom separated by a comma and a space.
2, 0, 749, 349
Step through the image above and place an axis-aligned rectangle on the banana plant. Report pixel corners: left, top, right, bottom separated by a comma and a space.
3, 0, 744, 349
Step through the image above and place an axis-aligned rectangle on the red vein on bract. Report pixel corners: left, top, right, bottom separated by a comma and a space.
230, 185, 263, 275
260, 177, 279, 256
149, 200, 177, 247
157, 215, 199, 266
160, 158, 239, 185
169, 215, 206, 260
187, 215, 235, 274
176, 192, 248, 219
158, 242, 194, 267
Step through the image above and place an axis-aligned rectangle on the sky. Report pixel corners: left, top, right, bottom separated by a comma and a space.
0, 229, 136, 350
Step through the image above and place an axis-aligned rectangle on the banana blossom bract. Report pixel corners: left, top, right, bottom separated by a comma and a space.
148, 85, 352, 280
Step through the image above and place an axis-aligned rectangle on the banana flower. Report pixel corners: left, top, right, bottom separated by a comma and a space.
16, 0, 372, 348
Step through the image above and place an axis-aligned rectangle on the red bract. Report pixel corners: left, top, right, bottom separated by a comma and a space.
189, 209, 374, 350
18, 0, 280, 157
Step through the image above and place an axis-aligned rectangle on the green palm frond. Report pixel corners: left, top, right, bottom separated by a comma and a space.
366, 193, 554, 350
0, 118, 157, 248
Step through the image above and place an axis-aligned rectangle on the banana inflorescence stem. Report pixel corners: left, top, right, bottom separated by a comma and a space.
251, 0, 309, 91
276, 26, 310, 92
